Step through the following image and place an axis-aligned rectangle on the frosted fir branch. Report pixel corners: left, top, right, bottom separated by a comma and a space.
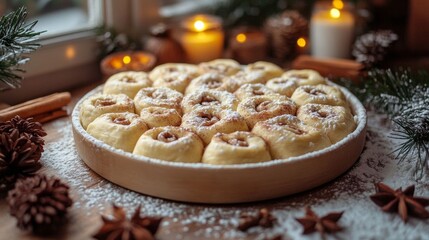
0, 6, 44, 91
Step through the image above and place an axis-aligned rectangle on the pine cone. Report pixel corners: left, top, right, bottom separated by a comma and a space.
352, 30, 398, 68
0, 129, 42, 189
7, 174, 73, 234
265, 10, 308, 59
0, 115, 47, 153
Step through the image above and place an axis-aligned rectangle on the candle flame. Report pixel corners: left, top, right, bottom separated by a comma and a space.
236, 33, 247, 43
123, 55, 131, 64
332, 0, 344, 10
330, 8, 341, 18
297, 37, 306, 48
193, 20, 206, 32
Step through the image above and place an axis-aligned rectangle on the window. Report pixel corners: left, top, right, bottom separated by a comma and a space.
1, 0, 102, 38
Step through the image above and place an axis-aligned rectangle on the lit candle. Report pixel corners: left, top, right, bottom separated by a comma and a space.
100, 51, 156, 77
179, 14, 224, 63
229, 28, 267, 64
310, 1, 355, 59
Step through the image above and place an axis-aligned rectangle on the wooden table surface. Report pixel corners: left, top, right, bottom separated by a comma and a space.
1, 82, 428, 240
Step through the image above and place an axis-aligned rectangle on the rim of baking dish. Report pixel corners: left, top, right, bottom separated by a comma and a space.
71, 80, 367, 170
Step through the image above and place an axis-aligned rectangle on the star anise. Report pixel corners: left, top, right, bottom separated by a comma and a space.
370, 182, 429, 222
295, 207, 343, 236
93, 205, 163, 240
237, 208, 276, 231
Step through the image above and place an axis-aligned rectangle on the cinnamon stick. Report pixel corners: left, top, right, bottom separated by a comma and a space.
32, 109, 68, 123
291, 55, 364, 81
0, 92, 71, 122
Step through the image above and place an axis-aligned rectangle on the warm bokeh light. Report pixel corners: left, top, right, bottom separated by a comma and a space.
297, 37, 307, 48
236, 33, 247, 43
138, 56, 149, 64
193, 20, 206, 32
332, 0, 344, 10
111, 59, 123, 69
122, 55, 131, 64
330, 8, 341, 18
65, 46, 76, 59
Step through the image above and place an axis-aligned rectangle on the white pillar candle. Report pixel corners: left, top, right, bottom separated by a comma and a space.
179, 15, 224, 63
310, 6, 355, 59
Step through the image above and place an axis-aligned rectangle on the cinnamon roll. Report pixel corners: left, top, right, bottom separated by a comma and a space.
140, 107, 181, 128
244, 61, 283, 83
266, 77, 299, 97
103, 71, 152, 98
237, 95, 297, 129
202, 131, 271, 165
181, 106, 248, 145
87, 112, 148, 152
198, 59, 241, 76
234, 83, 277, 101
252, 114, 331, 159
133, 126, 204, 163
185, 72, 236, 95
181, 89, 239, 114
297, 103, 356, 144
80, 94, 134, 129
150, 63, 199, 93
134, 87, 183, 114
282, 69, 325, 86
291, 84, 348, 108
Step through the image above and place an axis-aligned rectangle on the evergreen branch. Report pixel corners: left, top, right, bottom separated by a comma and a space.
337, 68, 429, 179
0, 6, 44, 90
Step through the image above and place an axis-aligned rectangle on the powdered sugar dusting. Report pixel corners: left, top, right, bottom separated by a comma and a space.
38, 108, 429, 239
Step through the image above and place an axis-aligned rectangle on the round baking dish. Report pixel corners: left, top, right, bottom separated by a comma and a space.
72, 83, 366, 204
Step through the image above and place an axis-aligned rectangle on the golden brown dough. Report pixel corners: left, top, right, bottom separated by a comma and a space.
252, 114, 331, 159
291, 84, 348, 108
185, 72, 236, 95
234, 83, 277, 101
282, 69, 325, 86
181, 89, 239, 114
198, 59, 241, 76
134, 87, 183, 114
202, 131, 271, 164
244, 61, 283, 82
140, 107, 181, 128
103, 71, 152, 98
133, 126, 204, 163
181, 106, 248, 145
297, 103, 356, 143
237, 95, 297, 129
80, 94, 134, 129
266, 77, 299, 97
150, 63, 199, 93
87, 112, 148, 152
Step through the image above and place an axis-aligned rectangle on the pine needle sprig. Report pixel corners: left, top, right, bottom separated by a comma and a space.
344, 69, 429, 179
0, 7, 44, 91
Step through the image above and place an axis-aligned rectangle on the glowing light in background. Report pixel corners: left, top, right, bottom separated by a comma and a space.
193, 20, 206, 32
297, 37, 307, 48
236, 33, 247, 43
330, 8, 341, 18
65, 46, 76, 59
332, 0, 344, 10
122, 55, 131, 64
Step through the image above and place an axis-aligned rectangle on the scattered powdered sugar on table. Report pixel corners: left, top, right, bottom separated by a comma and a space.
41, 110, 429, 240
